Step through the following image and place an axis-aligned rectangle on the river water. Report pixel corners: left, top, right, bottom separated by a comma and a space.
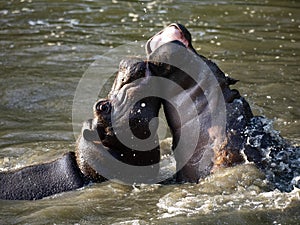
0, 0, 299, 224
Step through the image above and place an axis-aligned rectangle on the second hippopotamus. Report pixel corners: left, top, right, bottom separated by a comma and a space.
145, 23, 299, 190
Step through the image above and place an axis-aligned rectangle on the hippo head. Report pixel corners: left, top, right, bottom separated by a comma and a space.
86, 58, 161, 150
146, 23, 195, 55
77, 58, 162, 184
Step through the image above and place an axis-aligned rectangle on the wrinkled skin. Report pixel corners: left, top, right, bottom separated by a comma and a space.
146, 23, 255, 182
76, 58, 162, 183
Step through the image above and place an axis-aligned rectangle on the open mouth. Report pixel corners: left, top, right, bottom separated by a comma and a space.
146, 23, 191, 55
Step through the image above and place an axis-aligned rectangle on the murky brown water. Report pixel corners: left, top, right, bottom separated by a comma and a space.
0, 0, 299, 224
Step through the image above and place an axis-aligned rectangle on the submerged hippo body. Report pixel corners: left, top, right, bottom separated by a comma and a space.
0, 152, 85, 200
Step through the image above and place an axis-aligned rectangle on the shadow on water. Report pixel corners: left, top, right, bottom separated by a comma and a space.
0, 0, 299, 224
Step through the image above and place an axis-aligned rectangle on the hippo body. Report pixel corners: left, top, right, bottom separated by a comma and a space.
0, 152, 85, 200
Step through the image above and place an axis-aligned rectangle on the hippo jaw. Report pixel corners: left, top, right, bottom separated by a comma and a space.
146, 23, 195, 55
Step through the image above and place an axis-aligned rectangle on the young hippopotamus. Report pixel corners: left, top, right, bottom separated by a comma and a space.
145, 23, 299, 190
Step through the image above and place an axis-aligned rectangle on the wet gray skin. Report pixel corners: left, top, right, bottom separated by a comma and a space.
0, 152, 85, 200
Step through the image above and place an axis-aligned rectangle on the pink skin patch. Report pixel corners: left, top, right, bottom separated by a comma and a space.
149, 25, 189, 53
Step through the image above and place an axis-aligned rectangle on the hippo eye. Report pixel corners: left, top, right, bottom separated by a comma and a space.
95, 100, 111, 114
101, 103, 111, 113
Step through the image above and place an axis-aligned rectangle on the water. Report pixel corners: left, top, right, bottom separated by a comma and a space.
0, 0, 299, 224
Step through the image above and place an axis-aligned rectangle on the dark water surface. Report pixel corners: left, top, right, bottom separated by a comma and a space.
0, 0, 299, 224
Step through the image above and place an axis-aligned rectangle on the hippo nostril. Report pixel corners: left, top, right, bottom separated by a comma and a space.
95, 100, 111, 114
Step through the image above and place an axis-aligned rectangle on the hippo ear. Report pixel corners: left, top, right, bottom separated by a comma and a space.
83, 129, 100, 142
226, 77, 239, 85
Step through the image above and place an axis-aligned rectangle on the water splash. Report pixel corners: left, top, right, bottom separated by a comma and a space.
245, 116, 300, 192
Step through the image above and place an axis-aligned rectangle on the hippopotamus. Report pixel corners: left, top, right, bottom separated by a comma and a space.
145, 23, 299, 190
145, 23, 255, 182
